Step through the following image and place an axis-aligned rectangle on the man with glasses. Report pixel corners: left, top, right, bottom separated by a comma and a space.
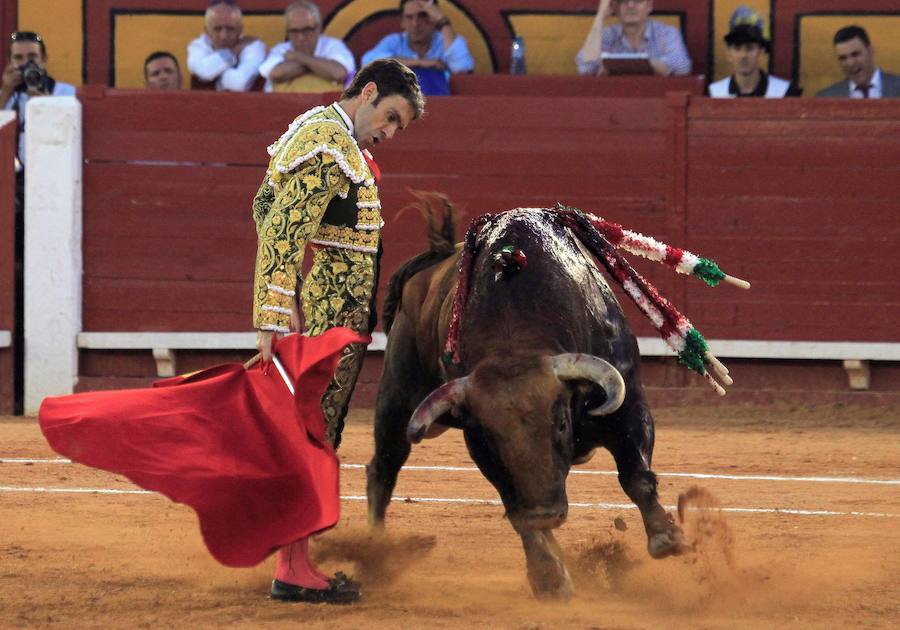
258, 1, 355, 93
576, 0, 692, 76
362, 0, 474, 96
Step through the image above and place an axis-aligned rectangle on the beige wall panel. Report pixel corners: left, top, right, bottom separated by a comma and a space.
17, 0, 82, 86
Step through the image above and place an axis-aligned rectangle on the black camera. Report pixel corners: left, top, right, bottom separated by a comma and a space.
17, 59, 48, 93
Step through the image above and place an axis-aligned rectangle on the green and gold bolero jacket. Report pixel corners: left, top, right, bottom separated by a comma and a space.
251, 104, 382, 333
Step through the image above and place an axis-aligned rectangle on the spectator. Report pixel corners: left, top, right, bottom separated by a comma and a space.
2, 31, 76, 177
144, 51, 183, 90
576, 0, 692, 76
361, 0, 474, 96
187, 1, 266, 91
708, 7, 800, 98
817, 25, 900, 98
258, 1, 355, 93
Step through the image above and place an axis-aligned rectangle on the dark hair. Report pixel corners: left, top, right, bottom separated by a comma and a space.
342, 59, 425, 120
834, 25, 870, 47
143, 51, 180, 77
400, 0, 438, 9
9, 31, 46, 57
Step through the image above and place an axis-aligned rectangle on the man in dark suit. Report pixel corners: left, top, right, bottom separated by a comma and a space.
817, 25, 900, 98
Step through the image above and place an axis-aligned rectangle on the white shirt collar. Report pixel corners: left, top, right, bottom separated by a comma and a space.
332, 102, 354, 134
850, 68, 882, 95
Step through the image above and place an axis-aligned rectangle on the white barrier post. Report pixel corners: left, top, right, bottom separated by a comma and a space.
0, 111, 14, 354
23, 97, 82, 414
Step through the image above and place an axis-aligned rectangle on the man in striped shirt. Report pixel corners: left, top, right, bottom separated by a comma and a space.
577, 0, 692, 77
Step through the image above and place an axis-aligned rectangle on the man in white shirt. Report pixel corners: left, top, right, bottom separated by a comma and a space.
816, 25, 900, 99
187, 1, 266, 92
259, 1, 355, 92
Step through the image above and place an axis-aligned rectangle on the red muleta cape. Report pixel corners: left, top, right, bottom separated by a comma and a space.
38, 328, 368, 568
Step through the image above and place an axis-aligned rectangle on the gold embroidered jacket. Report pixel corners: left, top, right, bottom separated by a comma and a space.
252, 104, 382, 332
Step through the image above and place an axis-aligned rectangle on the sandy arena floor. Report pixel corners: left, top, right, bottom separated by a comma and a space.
1, 404, 898, 629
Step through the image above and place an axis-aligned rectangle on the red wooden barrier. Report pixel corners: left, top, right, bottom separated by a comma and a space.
0, 119, 16, 414
80, 88, 675, 338
681, 97, 900, 343
77, 90, 900, 403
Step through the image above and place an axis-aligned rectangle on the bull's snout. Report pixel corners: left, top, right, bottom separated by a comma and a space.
510, 506, 568, 530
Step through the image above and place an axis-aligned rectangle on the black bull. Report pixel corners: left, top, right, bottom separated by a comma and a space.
366, 205, 685, 598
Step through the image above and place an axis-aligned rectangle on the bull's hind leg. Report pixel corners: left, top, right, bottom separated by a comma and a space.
366, 314, 421, 528
607, 399, 686, 559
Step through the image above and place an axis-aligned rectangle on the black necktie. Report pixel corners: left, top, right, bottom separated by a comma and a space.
858, 84, 872, 98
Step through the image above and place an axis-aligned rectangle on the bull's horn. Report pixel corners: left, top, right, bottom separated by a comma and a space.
407, 377, 469, 444
549, 354, 626, 416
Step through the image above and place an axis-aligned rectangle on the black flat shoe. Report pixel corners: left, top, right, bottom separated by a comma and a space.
270, 576, 361, 604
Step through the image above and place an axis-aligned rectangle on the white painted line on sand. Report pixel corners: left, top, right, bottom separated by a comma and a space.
341, 463, 900, 486
2, 486, 898, 519
5, 458, 900, 486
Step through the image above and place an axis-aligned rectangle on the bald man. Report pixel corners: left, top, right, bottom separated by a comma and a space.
187, 1, 266, 91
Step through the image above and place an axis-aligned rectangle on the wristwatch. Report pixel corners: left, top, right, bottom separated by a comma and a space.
435, 16, 450, 29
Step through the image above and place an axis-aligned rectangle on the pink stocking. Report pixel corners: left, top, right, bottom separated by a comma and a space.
274, 538, 329, 589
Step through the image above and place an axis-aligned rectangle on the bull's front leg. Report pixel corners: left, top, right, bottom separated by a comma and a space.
513, 525, 575, 600
366, 314, 421, 528
365, 392, 412, 528
607, 401, 686, 559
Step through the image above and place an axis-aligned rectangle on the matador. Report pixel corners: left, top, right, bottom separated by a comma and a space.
251, 59, 425, 603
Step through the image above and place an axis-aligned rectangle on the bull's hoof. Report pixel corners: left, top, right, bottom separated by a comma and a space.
647, 525, 688, 559
528, 564, 575, 601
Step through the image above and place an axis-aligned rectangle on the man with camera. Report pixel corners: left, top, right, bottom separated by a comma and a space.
2, 31, 76, 174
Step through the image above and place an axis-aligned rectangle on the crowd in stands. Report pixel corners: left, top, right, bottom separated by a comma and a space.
164, 0, 475, 97
3, 0, 898, 112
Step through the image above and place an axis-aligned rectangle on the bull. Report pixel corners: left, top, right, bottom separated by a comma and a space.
366, 200, 686, 598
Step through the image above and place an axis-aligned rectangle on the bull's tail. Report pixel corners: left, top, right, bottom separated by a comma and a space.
383, 191, 460, 334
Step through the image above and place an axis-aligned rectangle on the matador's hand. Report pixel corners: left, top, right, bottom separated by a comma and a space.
256, 329, 277, 363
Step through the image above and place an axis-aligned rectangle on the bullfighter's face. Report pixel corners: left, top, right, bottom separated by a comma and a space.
352, 83, 415, 150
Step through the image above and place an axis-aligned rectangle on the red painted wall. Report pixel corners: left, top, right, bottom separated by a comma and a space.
0, 119, 15, 414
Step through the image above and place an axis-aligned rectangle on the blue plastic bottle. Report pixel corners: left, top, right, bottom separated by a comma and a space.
510, 36, 526, 75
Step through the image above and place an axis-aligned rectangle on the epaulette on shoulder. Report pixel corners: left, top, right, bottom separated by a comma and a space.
268, 108, 366, 184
